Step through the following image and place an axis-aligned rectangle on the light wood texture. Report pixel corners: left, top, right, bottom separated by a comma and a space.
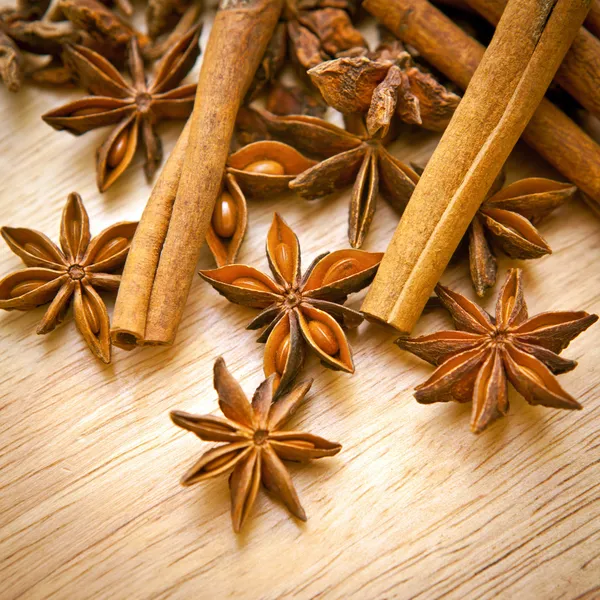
1, 13, 599, 600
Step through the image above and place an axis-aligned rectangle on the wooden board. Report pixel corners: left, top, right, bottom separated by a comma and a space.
1, 11, 599, 600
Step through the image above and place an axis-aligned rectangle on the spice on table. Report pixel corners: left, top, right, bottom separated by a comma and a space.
396, 269, 598, 433
265, 80, 327, 119
42, 25, 201, 192
171, 357, 341, 532
248, 107, 420, 249
200, 214, 382, 394
207, 141, 316, 267
110, 0, 285, 350
362, 0, 592, 335
0, 193, 137, 363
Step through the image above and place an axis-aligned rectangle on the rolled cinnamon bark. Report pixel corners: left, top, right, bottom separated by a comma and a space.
361, 0, 591, 333
464, 0, 600, 120
111, 0, 283, 348
363, 0, 600, 205
585, 0, 600, 36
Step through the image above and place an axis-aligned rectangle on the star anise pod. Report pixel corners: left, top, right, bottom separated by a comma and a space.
208, 141, 315, 267
200, 214, 383, 394
0, 0, 78, 91
245, 106, 420, 248
171, 357, 341, 532
0, 192, 137, 363
396, 269, 598, 433
309, 38, 461, 135
468, 174, 576, 296
42, 24, 200, 191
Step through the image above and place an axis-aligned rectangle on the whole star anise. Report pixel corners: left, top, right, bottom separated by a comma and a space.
171, 357, 341, 532
468, 174, 576, 296
42, 24, 200, 191
246, 106, 420, 248
396, 269, 598, 433
200, 213, 383, 394
0, 192, 137, 363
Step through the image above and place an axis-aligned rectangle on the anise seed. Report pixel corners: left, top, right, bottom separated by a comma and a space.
232, 277, 272, 293
212, 191, 237, 238
275, 334, 291, 374
308, 320, 339, 355
322, 257, 361, 286
82, 295, 101, 334
244, 159, 285, 175
275, 242, 294, 282
10, 280, 46, 298
24, 242, 54, 261
107, 129, 129, 168
94, 237, 129, 263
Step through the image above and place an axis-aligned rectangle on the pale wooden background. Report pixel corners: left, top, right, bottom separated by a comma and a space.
1, 6, 599, 600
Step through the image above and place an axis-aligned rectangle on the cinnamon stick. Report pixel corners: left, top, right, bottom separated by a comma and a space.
464, 0, 600, 120
111, 0, 283, 349
363, 0, 600, 205
585, 0, 600, 36
361, 0, 591, 333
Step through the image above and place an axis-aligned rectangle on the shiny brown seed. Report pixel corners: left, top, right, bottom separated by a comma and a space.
275, 242, 294, 282
94, 237, 129, 263
82, 295, 101, 334
307, 320, 339, 356
275, 334, 291, 374
10, 280, 47, 298
322, 257, 361, 286
72, 107, 99, 117
24, 242, 55, 262
232, 277, 272, 293
107, 129, 129, 168
205, 452, 236, 472
212, 191, 237, 238
243, 159, 285, 175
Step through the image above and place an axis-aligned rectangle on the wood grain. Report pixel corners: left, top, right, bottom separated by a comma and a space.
0, 9, 599, 600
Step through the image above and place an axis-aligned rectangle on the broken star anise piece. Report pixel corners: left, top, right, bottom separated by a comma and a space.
469, 175, 576, 297
200, 213, 383, 395
42, 24, 201, 192
208, 141, 316, 267
171, 357, 341, 532
309, 38, 461, 135
0, 192, 137, 363
247, 107, 420, 248
396, 269, 598, 434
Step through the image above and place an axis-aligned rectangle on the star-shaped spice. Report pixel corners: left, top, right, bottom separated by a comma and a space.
207, 140, 316, 267
200, 213, 383, 394
468, 174, 576, 296
0, 192, 137, 363
42, 24, 200, 191
171, 357, 341, 532
396, 269, 598, 433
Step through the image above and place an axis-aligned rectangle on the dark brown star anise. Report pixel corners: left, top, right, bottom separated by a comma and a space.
42, 25, 200, 191
468, 174, 576, 296
208, 140, 316, 267
0, 192, 137, 363
171, 357, 341, 532
396, 269, 598, 433
245, 106, 420, 248
0, 0, 78, 91
200, 213, 383, 394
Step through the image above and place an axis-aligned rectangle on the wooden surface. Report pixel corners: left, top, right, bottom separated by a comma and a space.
1, 12, 600, 600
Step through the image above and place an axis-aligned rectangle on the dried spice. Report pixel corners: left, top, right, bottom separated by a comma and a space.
171, 357, 341, 532
43, 26, 201, 191
468, 175, 576, 296
146, 0, 197, 40
245, 107, 420, 248
309, 39, 461, 134
0, 193, 137, 363
0, 1, 78, 91
208, 141, 316, 267
265, 80, 327, 119
200, 214, 383, 394
396, 269, 598, 433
